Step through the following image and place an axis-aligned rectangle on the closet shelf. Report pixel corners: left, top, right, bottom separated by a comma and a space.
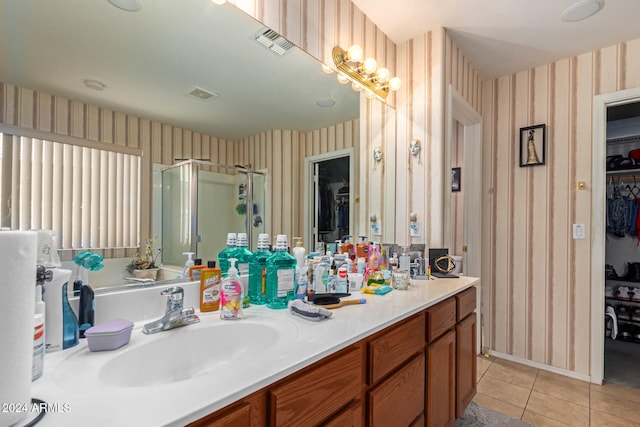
606, 168, 640, 177
605, 296, 640, 304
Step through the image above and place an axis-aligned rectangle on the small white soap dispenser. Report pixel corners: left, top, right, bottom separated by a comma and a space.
182, 252, 195, 278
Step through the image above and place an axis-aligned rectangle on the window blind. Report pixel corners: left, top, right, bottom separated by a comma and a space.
0, 132, 140, 251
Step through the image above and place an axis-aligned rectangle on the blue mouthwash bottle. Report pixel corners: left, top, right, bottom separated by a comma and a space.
218, 232, 237, 278
249, 233, 271, 305
234, 232, 253, 308
266, 234, 296, 309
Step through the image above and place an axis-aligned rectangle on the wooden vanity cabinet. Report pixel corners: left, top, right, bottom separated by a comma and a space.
454, 286, 477, 418
425, 286, 478, 427
189, 285, 477, 427
366, 312, 426, 426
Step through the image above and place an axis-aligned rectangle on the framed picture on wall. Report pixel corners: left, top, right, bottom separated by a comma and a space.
452, 167, 461, 192
519, 124, 546, 167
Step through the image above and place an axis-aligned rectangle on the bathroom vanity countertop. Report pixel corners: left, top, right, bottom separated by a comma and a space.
28, 275, 479, 427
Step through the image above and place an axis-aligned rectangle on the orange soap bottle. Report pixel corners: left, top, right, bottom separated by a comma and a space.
200, 260, 222, 312
189, 258, 206, 281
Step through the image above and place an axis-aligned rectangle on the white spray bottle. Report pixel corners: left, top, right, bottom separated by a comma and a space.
43, 268, 79, 352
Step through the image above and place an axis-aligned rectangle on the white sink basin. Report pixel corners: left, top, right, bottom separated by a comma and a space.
52, 312, 298, 390
101, 322, 280, 387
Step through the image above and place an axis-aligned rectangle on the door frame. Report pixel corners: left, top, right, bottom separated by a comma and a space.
591, 86, 640, 384
445, 85, 483, 354
303, 148, 355, 251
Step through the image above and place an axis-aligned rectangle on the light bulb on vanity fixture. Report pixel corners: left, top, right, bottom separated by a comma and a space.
332, 45, 401, 100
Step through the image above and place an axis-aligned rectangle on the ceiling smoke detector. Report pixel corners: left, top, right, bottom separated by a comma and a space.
562, 0, 604, 22
251, 28, 294, 56
186, 87, 218, 101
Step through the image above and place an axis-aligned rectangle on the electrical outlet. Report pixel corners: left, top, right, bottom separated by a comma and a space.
573, 224, 585, 239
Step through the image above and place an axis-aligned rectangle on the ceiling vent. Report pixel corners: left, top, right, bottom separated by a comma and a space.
186, 87, 218, 101
251, 28, 294, 56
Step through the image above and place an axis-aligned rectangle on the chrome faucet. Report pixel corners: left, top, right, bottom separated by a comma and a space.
142, 286, 200, 334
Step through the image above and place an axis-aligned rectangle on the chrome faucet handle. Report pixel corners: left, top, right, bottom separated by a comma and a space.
161, 286, 184, 311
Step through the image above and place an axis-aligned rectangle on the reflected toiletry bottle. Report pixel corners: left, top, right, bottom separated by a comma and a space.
356, 236, 369, 262
218, 233, 237, 278
182, 252, 195, 278
341, 235, 355, 259
43, 268, 79, 352
235, 233, 253, 308
249, 233, 271, 305
220, 258, 243, 320
368, 243, 380, 271
189, 258, 206, 281
200, 261, 221, 312
266, 235, 296, 309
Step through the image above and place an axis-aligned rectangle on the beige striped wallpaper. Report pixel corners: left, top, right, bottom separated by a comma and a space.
9, 0, 637, 380
480, 38, 640, 376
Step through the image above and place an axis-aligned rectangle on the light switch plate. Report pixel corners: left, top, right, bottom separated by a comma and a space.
371, 221, 382, 236
573, 224, 585, 239
410, 221, 420, 237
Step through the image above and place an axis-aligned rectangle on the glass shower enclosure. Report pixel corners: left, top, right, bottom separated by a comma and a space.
160, 160, 267, 266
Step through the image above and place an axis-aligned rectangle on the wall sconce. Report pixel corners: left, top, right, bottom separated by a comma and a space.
410, 140, 421, 156
373, 146, 384, 163
332, 45, 401, 100
370, 214, 381, 236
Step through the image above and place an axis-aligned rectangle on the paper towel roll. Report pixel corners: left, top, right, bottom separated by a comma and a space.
0, 231, 37, 427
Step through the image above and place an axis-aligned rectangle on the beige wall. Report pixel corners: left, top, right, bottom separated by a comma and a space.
480, 38, 640, 376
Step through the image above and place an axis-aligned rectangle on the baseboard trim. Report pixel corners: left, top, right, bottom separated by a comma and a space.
488, 351, 592, 383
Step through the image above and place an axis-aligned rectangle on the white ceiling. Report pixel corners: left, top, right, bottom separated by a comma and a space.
352, 0, 640, 79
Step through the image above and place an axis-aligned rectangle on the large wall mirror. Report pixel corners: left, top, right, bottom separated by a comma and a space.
0, 0, 396, 289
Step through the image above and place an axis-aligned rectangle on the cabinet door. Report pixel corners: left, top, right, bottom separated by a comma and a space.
320, 400, 363, 427
456, 313, 477, 418
367, 353, 425, 427
426, 329, 456, 427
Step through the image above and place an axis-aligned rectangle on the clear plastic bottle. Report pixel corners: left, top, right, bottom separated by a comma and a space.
218, 232, 237, 277
249, 233, 271, 305
234, 233, 253, 307
266, 234, 296, 309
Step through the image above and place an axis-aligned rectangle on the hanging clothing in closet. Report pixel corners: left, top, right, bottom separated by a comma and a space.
607, 176, 640, 243
318, 184, 335, 232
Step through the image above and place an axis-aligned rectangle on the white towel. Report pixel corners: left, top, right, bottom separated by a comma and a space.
605, 305, 618, 340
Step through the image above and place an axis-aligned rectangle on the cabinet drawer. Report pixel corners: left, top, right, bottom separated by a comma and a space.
426, 297, 457, 342
269, 345, 363, 427
456, 286, 476, 321
367, 353, 425, 427
368, 312, 426, 384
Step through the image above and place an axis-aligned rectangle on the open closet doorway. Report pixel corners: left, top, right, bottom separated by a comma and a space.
603, 100, 640, 389
592, 86, 640, 386
304, 149, 354, 252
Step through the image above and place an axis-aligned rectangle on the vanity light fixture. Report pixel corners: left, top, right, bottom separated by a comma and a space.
332, 45, 400, 101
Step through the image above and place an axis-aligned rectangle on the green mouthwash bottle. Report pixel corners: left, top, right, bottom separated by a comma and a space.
249, 233, 271, 305
266, 234, 296, 309
234, 232, 253, 308
218, 232, 237, 278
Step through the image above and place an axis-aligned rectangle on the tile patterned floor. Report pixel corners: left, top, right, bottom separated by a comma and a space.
475, 356, 640, 426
